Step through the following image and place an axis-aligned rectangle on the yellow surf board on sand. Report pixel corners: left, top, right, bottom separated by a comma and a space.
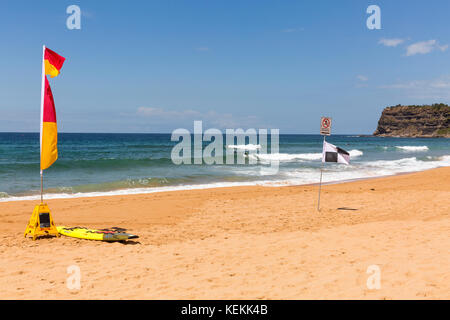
57, 226, 139, 241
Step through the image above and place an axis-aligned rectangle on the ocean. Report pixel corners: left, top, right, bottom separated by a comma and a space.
0, 132, 449, 202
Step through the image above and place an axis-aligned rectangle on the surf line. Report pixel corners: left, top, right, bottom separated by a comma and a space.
171, 120, 280, 174
181, 304, 215, 318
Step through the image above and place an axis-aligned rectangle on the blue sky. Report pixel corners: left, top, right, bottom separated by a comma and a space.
1, 0, 449, 134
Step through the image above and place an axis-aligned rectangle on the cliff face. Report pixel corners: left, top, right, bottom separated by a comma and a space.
373, 104, 450, 138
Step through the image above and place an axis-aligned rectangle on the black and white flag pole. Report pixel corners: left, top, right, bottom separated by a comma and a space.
317, 135, 325, 211
317, 117, 351, 211
318, 117, 331, 211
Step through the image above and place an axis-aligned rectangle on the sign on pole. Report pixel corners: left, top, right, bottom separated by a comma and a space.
320, 117, 331, 136
318, 116, 331, 211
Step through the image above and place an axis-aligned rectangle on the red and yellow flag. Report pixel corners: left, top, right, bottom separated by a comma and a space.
41, 46, 65, 171
41, 77, 58, 170
44, 47, 65, 78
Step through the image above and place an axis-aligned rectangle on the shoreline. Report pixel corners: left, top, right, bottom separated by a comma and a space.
1, 165, 448, 203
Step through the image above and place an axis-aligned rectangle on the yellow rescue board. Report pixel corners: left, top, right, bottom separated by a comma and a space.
57, 226, 139, 241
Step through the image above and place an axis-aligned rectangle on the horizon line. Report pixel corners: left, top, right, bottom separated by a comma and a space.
0, 131, 373, 136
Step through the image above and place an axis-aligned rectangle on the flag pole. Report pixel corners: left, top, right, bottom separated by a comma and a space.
40, 45, 46, 204
317, 135, 326, 211
40, 171, 43, 203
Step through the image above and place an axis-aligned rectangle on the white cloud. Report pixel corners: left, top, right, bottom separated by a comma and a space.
81, 10, 94, 19
380, 76, 450, 100
357, 75, 369, 82
355, 75, 369, 87
406, 40, 448, 56
438, 44, 449, 51
378, 38, 405, 47
430, 80, 450, 88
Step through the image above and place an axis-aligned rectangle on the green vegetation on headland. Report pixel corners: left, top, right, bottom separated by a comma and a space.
437, 128, 450, 135
374, 104, 450, 138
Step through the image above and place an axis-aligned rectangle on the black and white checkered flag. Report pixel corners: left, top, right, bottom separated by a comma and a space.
322, 141, 350, 165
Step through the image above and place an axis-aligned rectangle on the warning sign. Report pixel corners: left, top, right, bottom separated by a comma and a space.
320, 117, 331, 135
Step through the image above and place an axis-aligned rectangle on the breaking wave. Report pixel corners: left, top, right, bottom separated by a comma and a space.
248, 149, 363, 162
396, 146, 429, 152
227, 144, 261, 150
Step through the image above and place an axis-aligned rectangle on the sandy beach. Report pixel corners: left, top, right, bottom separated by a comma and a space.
0, 167, 449, 299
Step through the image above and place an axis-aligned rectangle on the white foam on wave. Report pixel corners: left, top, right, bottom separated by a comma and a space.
227, 144, 261, 150
249, 149, 363, 162
279, 155, 450, 186
249, 152, 322, 162
2, 154, 448, 203
364, 156, 449, 173
349, 149, 363, 157
0, 181, 270, 203
396, 146, 429, 152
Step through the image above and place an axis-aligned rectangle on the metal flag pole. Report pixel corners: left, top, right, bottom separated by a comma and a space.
40, 170, 43, 203
317, 135, 325, 211
39, 45, 46, 204
317, 116, 331, 211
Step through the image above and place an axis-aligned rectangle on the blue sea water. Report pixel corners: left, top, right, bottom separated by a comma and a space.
0, 132, 448, 201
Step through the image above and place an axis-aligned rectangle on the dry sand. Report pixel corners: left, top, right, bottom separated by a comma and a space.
0, 167, 449, 299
